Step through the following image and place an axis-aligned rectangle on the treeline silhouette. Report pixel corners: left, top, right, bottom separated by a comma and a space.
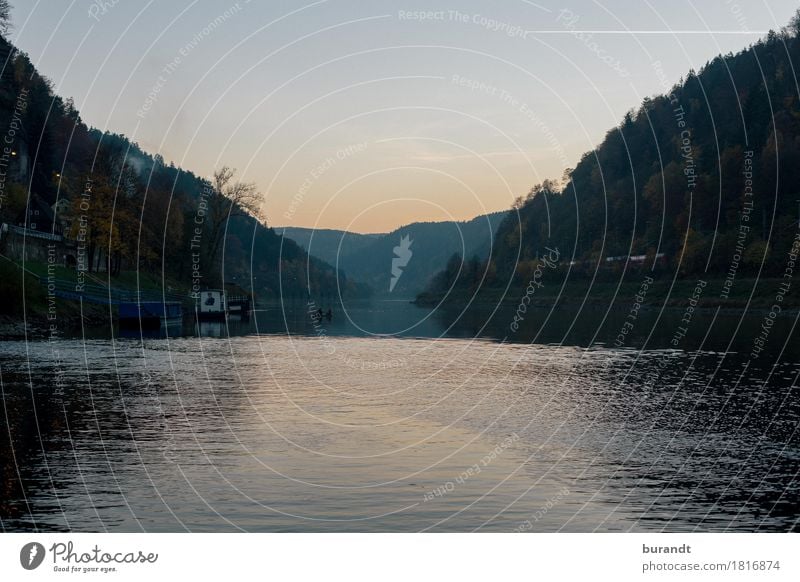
421, 15, 800, 301
0, 27, 363, 302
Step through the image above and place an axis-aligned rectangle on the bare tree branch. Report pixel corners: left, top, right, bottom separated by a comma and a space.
205, 166, 265, 276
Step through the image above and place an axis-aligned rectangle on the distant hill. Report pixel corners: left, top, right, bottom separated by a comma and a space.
280, 211, 507, 297
276, 227, 384, 267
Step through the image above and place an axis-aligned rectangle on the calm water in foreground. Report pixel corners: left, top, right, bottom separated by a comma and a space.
1, 301, 798, 531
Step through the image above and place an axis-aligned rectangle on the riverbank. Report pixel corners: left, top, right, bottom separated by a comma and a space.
0, 303, 109, 340
0, 258, 174, 339
414, 276, 800, 313
0, 259, 109, 339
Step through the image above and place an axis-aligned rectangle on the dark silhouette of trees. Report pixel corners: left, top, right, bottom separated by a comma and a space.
422, 15, 800, 301
0, 21, 357, 301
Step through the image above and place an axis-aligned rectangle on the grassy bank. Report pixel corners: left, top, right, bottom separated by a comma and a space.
0, 258, 193, 338
20, 259, 189, 295
0, 259, 104, 337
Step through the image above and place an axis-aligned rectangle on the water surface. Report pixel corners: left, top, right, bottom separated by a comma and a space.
1, 301, 798, 531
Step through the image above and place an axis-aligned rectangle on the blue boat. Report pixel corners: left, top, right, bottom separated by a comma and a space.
118, 301, 183, 329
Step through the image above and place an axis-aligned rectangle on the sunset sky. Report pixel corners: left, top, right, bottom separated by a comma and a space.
11, 0, 798, 233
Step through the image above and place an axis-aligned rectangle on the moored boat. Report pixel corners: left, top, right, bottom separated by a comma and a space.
195, 289, 228, 320
118, 301, 183, 329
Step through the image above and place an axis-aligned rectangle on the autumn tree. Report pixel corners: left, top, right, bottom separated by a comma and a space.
202, 166, 264, 278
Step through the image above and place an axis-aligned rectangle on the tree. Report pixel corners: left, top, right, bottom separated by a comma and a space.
0, 1, 11, 36
743, 240, 769, 271
203, 166, 263, 277
69, 176, 116, 273
786, 8, 800, 37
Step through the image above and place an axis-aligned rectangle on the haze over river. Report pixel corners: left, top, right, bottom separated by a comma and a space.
1, 301, 798, 531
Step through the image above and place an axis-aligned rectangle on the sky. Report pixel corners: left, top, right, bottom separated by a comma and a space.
9, 0, 800, 233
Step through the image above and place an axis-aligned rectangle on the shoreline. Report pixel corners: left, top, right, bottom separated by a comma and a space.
0, 309, 109, 341
414, 276, 800, 314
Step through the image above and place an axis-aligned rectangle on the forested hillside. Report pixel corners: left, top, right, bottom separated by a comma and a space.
421, 19, 800, 303
0, 28, 361, 309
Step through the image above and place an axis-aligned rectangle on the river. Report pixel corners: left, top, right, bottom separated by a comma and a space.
1, 300, 798, 531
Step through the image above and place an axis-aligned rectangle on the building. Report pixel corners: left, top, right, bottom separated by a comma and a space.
17, 195, 62, 236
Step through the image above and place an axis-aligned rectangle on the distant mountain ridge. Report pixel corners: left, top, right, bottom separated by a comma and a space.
278, 211, 508, 296
276, 227, 384, 267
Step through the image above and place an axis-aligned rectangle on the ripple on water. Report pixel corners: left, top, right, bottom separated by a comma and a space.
0, 335, 798, 531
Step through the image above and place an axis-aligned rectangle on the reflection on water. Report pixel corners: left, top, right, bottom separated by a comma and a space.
1, 300, 798, 531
